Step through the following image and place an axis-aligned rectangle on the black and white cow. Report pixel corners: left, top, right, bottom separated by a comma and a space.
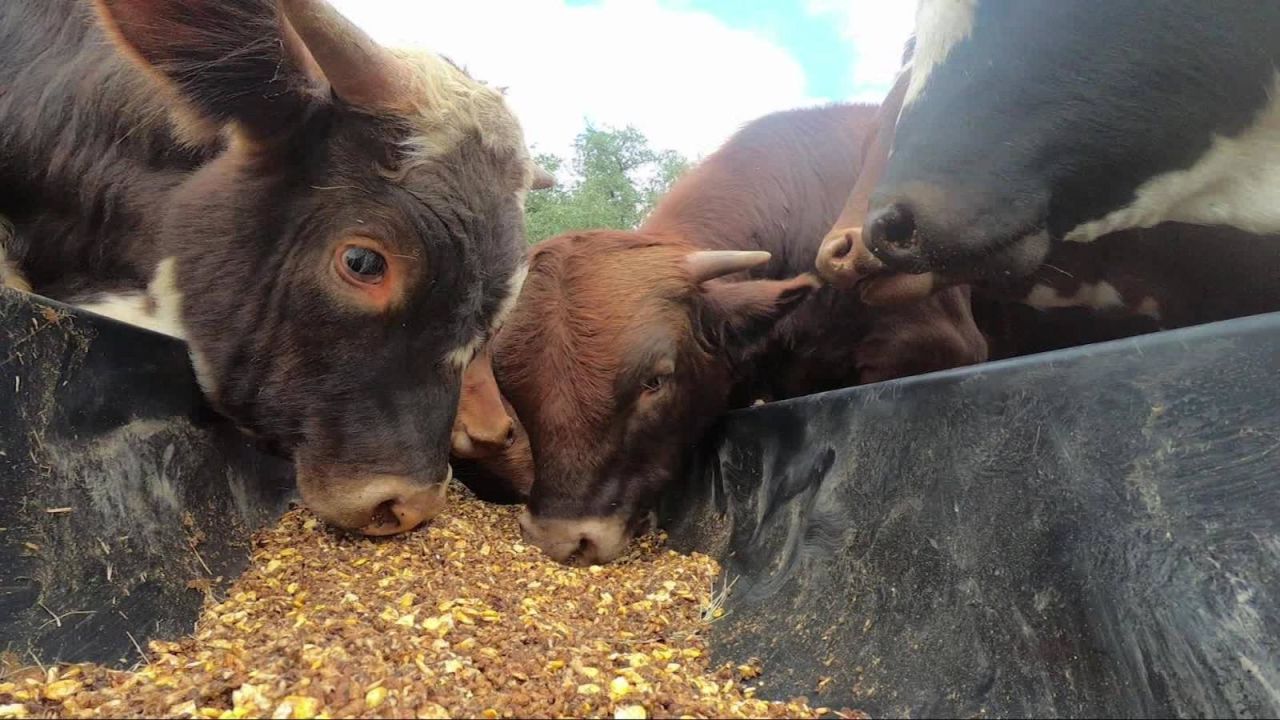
860, 0, 1280, 281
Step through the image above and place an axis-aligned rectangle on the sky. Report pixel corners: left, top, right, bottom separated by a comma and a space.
329, 0, 916, 164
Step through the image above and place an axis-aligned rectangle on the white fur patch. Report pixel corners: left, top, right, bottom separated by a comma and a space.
148, 258, 216, 394
392, 48, 531, 173
1024, 281, 1125, 312
902, 0, 978, 109
493, 262, 528, 334
1136, 296, 1162, 320
72, 258, 217, 395
75, 292, 180, 337
446, 334, 485, 373
1065, 73, 1280, 243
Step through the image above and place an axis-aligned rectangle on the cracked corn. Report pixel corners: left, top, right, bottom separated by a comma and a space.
1, 490, 844, 719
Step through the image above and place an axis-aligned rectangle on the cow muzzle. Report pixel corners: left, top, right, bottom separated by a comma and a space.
864, 184, 1052, 280
518, 509, 655, 566
299, 466, 451, 536
816, 225, 950, 306
451, 415, 516, 460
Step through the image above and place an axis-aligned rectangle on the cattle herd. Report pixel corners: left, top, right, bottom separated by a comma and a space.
2, 0, 1278, 566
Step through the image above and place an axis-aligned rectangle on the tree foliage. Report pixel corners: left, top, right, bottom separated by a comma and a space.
525, 124, 690, 244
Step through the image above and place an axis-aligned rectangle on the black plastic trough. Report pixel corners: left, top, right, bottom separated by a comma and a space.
664, 310, 1280, 718
0, 287, 293, 667
3, 285, 1279, 718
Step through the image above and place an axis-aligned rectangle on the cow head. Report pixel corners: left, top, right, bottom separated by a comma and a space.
95, 0, 546, 534
493, 232, 817, 565
865, 0, 1279, 280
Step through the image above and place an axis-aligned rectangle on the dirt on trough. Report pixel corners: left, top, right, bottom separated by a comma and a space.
0, 488, 861, 719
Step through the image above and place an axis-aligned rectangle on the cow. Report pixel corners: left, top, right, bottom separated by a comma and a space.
0, 0, 551, 535
493, 103, 989, 565
814, 54, 1280, 335
849, 1, 1280, 283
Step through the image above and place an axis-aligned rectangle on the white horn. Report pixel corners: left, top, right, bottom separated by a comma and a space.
531, 165, 556, 190
684, 250, 772, 282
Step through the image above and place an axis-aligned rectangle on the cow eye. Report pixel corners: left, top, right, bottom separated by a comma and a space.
641, 373, 671, 394
339, 246, 387, 285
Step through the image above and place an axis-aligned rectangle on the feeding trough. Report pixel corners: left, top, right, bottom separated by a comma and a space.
3, 285, 1280, 718
664, 310, 1280, 718
0, 287, 293, 667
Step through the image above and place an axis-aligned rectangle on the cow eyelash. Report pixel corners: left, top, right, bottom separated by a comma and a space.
641, 373, 671, 394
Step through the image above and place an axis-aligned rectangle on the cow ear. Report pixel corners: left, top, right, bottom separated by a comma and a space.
697, 274, 820, 362
94, 0, 320, 139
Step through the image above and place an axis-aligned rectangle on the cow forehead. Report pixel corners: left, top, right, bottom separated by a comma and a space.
391, 49, 535, 185
500, 241, 693, 406
902, 0, 978, 109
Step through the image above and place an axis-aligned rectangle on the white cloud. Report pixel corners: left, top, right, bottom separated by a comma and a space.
807, 0, 917, 102
329, 0, 819, 163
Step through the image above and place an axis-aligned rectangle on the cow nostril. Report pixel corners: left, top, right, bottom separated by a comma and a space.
867, 202, 919, 257
883, 204, 917, 248
829, 231, 854, 260
504, 425, 516, 448
368, 499, 399, 530
571, 534, 598, 566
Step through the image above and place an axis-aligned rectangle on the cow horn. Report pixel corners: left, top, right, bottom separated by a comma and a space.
279, 0, 410, 110
685, 251, 772, 282
531, 165, 556, 190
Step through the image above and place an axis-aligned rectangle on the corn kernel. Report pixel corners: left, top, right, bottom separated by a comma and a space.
364, 686, 387, 710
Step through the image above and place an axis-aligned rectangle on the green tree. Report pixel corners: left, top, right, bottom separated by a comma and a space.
525, 124, 689, 244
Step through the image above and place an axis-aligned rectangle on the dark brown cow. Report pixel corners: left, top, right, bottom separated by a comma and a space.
494, 103, 988, 565
0, 0, 549, 534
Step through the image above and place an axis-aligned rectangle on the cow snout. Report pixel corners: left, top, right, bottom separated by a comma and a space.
299, 468, 451, 536
451, 415, 516, 459
865, 202, 927, 271
815, 227, 886, 288
518, 509, 633, 566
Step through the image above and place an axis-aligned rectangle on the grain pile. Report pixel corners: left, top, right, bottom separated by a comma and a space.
0, 489, 854, 719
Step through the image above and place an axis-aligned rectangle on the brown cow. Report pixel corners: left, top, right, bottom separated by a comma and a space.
494, 103, 988, 565
0, 0, 549, 535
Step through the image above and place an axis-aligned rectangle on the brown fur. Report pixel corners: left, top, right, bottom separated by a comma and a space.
494, 103, 988, 546
452, 345, 515, 460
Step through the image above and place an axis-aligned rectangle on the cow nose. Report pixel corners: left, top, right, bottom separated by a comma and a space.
299, 468, 451, 537
814, 229, 857, 286
865, 202, 924, 269
471, 415, 515, 454
360, 482, 448, 536
815, 226, 888, 287
517, 509, 629, 566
